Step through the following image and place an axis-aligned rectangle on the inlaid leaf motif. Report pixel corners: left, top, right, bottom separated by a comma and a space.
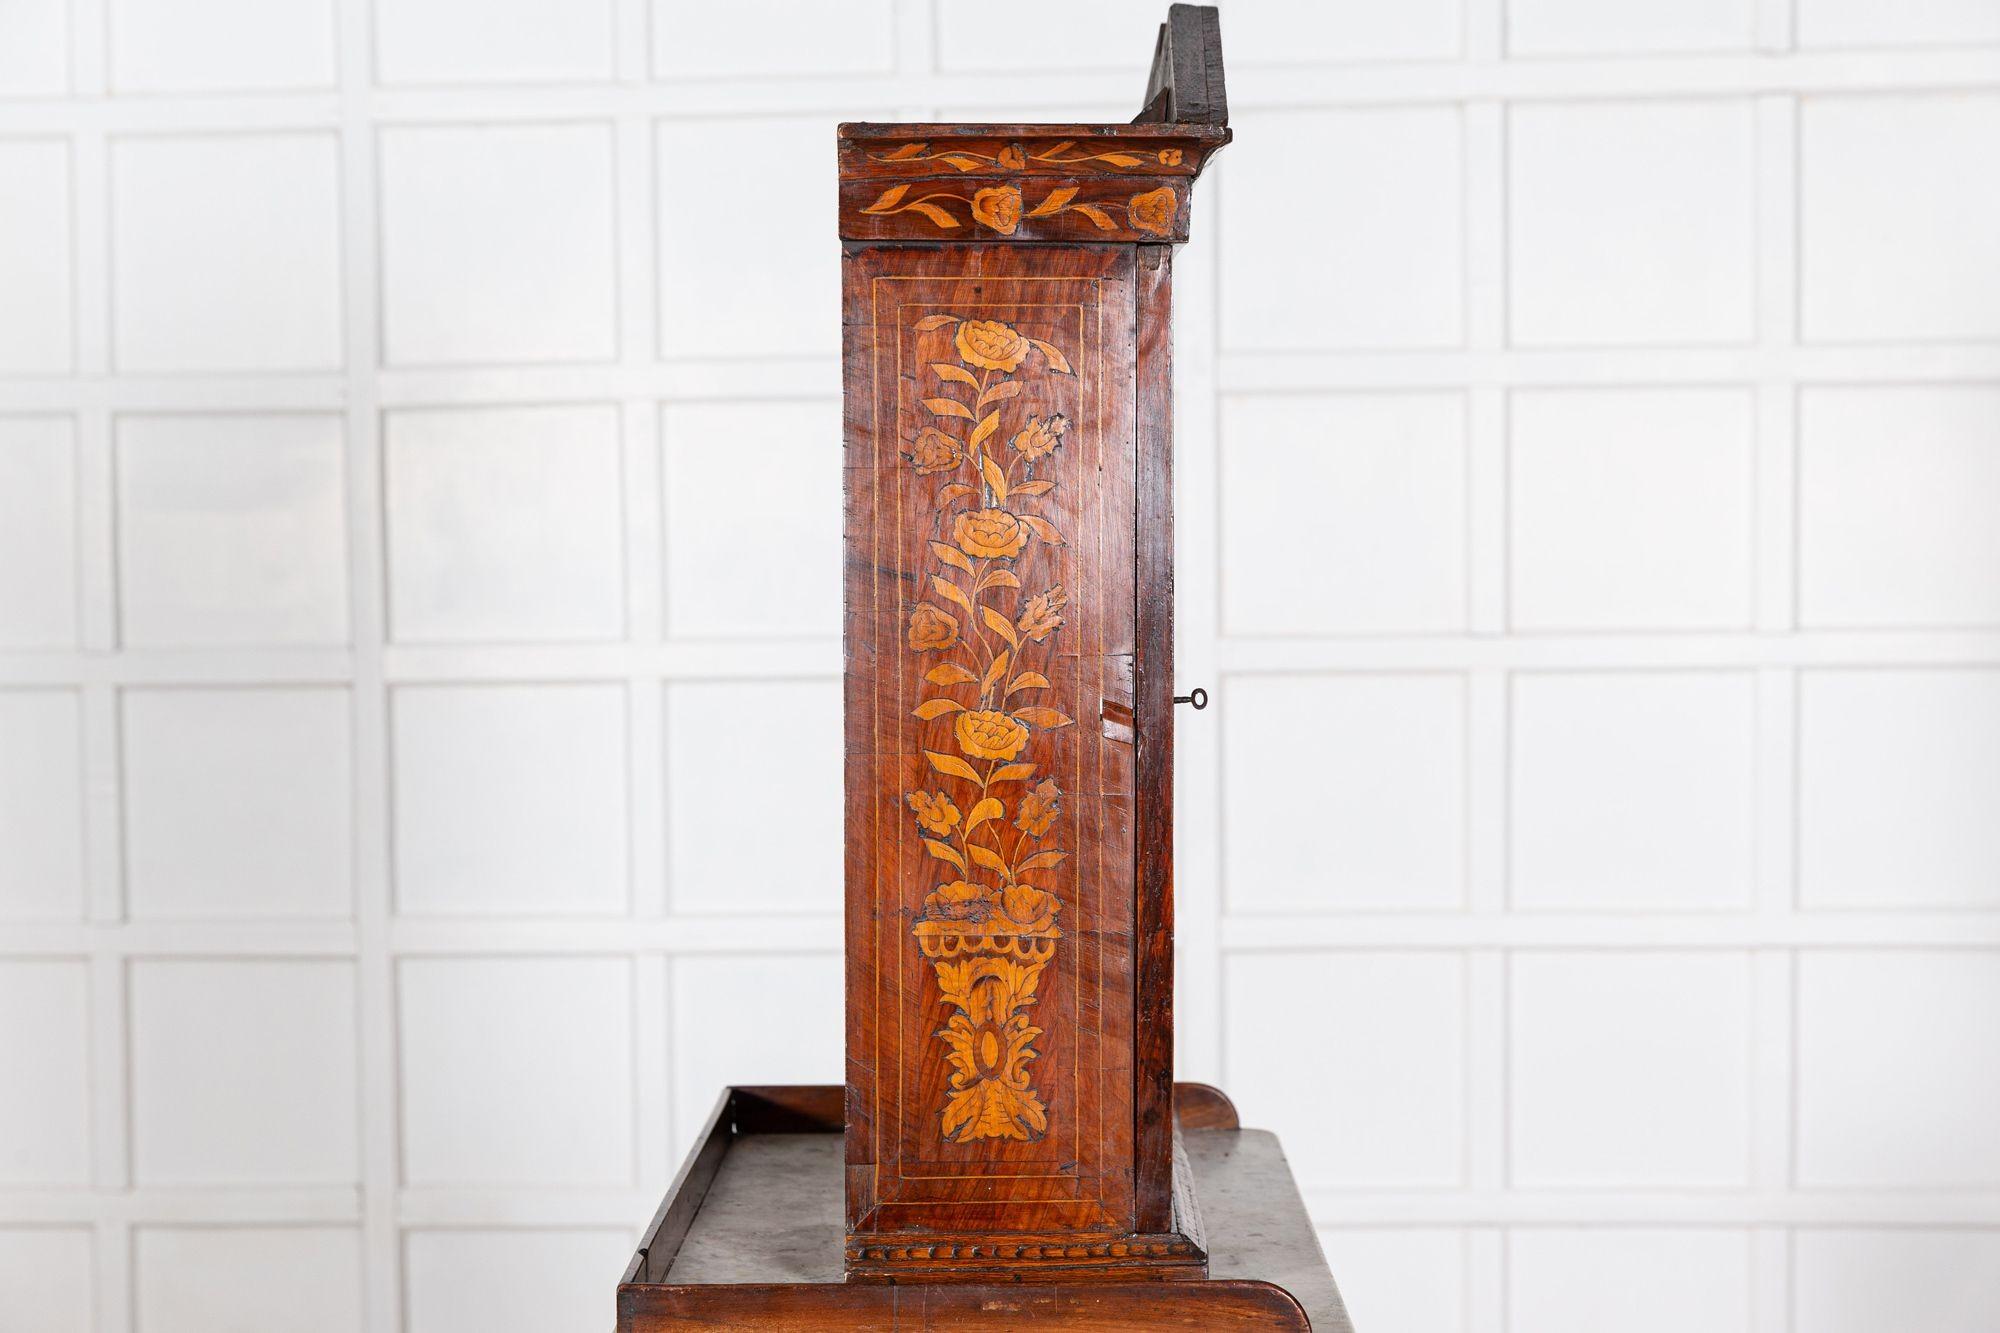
1017, 850, 1067, 874
1027, 186, 1078, 217
905, 202, 959, 228
943, 1074, 1046, 1141
932, 576, 972, 614
1029, 339, 1071, 374
862, 184, 910, 212
980, 454, 1008, 502
981, 605, 1019, 648
981, 650, 1011, 696
1013, 707, 1073, 729
932, 362, 978, 387
923, 838, 967, 873
913, 698, 965, 720
930, 540, 973, 574
1029, 141, 1157, 171
924, 749, 981, 782
1012, 479, 1056, 496
969, 411, 1001, 452
964, 797, 1004, 833
927, 662, 979, 687
1068, 204, 1117, 231
913, 313, 960, 330
1019, 514, 1065, 546
1006, 672, 1051, 695
968, 843, 1009, 876
925, 397, 975, 420
988, 762, 1035, 784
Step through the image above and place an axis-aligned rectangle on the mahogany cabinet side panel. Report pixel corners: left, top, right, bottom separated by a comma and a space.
843, 244, 1139, 1240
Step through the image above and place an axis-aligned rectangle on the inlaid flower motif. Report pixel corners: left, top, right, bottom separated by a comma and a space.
908, 602, 959, 651
952, 508, 1029, 560
999, 884, 1059, 934
1015, 779, 1061, 837
925, 878, 997, 920
997, 144, 1026, 170
1009, 413, 1067, 460
954, 319, 1030, 373
1158, 148, 1184, 166
955, 709, 1029, 761
1128, 186, 1176, 236
1017, 585, 1067, 642
908, 789, 960, 836
970, 186, 1023, 235
908, 427, 964, 475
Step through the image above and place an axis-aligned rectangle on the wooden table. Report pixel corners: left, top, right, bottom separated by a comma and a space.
618, 1085, 1354, 1330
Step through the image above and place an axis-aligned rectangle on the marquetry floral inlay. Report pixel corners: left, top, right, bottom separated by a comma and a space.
870, 139, 1184, 172
862, 182, 1178, 237
902, 311, 1075, 1144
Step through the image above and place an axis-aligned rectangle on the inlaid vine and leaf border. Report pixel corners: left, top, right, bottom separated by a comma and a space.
849, 138, 1193, 237
862, 180, 1177, 237
871, 139, 1187, 173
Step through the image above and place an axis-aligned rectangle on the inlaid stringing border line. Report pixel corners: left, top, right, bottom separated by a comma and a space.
869, 282, 1108, 1196
890, 295, 1078, 1183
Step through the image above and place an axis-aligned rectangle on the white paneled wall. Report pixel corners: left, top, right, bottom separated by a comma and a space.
0, 2, 1995, 1331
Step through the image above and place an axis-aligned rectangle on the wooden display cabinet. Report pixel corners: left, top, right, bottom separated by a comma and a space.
619, 8, 1351, 1327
